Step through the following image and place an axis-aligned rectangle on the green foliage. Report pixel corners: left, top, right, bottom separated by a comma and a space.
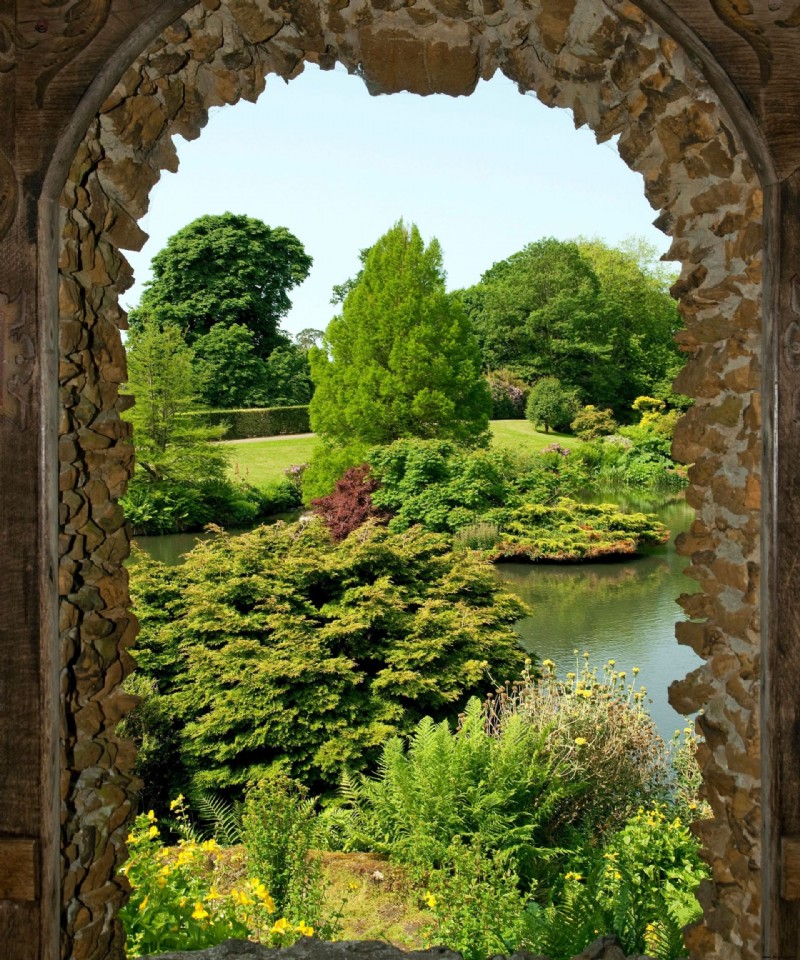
262, 344, 314, 407
128, 520, 528, 797
125, 317, 203, 459
122, 472, 269, 535
119, 806, 321, 956
182, 405, 311, 440
368, 438, 512, 534
120, 811, 249, 957
302, 441, 369, 502
526, 377, 580, 434
121, 320, 271, 534
570, 404, 618, 441
309, 221, 491, 449
458, 237, 683, 419
194, 323, 270, 409
333, 699, 576, 883
485, 498, 669, 562
523, 806, 706, 960
129, 213, 311, 359
481, 658, 669, 844
242, 775, 341, 937
420, 842, 531, 960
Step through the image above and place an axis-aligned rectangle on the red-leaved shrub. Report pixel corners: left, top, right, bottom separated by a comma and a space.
311, 464, 387, 541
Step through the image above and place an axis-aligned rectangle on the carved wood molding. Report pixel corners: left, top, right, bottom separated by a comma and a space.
34, 0, 112, 107
0, 838, 37, 902
0, 291, 34, 431
706, 0, 800, 86
0, 148, 18, 242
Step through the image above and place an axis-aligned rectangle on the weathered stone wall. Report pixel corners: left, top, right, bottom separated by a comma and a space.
56, 2, 763, 958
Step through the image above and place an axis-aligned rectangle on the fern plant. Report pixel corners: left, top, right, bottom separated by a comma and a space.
335, 698, 583, 885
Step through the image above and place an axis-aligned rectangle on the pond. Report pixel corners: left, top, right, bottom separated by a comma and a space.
134, 496, 698, 742
493, 495, 699, 741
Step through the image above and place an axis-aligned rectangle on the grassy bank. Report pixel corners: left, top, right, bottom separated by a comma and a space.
225, 421, 584, 489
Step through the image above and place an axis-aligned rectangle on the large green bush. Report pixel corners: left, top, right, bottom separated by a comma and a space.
368, 438, 513, 534
127, 519, 527, 799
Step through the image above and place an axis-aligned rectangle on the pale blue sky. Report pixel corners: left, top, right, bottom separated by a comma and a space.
123, 63, 671, 336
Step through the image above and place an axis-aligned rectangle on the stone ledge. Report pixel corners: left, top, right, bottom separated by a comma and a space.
141, 934, 654, 960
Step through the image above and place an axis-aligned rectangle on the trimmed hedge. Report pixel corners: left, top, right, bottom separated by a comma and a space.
183, 405, 311, 440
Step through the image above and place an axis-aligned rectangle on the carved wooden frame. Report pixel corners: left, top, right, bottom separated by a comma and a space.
2, 1, 797, 958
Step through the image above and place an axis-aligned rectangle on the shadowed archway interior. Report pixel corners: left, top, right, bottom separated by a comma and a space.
54, 2, 762, 958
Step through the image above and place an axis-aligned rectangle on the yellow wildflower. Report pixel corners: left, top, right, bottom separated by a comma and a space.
564, 871, 582, 882
633, 667, 640, 675
138, 895, 149, 913
578, 689, 592, 699
348, 882, 359, 892
192, 902, 209, 920
608, 660, 615, 667
296, 921, 315, 937
424, 891, 437, 909
206, 886, 220, 901
170, 794, 185, 810
146, 809, 156, 822
574, 737, 588, 746
271, 917, 292, 935
201, 838, 218, 852
542, 658, 555, 669
148, 825, 160, 840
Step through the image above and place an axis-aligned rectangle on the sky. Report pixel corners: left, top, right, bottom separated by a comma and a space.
123, 63, 672, 338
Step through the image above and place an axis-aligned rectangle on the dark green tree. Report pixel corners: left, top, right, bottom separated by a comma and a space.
194, 323, 268, 409
458, 238, 604, 392
129, 212, 312, 358
525, 377, 580, 433
458, 237, 682, 418
309, 221, 491, 449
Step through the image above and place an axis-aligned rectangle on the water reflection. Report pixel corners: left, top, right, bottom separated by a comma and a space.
493, 497, 701, 740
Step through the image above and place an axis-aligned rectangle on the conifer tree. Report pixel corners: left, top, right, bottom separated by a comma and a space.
309, 222, 490, 448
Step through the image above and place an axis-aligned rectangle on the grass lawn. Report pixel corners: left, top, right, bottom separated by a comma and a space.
224, 420, 584, 489
489, 419, 585, 453
225, 435, 319, 487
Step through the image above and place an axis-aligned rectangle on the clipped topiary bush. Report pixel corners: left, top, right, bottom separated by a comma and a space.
182, 405, 311, 440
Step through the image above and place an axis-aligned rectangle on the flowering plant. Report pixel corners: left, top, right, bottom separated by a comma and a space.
119, 801, 317, 957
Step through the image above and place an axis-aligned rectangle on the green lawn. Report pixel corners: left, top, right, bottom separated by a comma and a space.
225, 435, 319, 487
489, 420, 585, 452
224, 421, 584, 489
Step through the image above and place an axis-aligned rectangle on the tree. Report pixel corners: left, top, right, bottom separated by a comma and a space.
124, 318, 201, 463
129, 212, 312, 358
309, 221, 491, 449
525, 377, 580, 433
458, 237, 683, 419
127, 519, 528, 795
577, 237, 683, 412
193, 323, 268, 408
458, 238, 604, 391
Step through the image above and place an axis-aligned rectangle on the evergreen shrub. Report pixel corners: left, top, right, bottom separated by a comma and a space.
127, 519, 528, 798
182, 405, 311, 440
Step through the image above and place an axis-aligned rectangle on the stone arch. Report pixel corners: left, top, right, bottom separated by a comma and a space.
54, 2, 763, 958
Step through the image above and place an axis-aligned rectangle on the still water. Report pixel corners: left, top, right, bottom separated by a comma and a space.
134, 497, 699, 742
493, 496, 700, 740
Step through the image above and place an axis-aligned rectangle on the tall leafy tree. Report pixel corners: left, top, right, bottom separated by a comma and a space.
458, 238, 604, 391
577, 237, 683, 410
309, 221, 491, 449
458, 237, 682, 418
125, 318, 201, 464
129, 212, 312, 359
